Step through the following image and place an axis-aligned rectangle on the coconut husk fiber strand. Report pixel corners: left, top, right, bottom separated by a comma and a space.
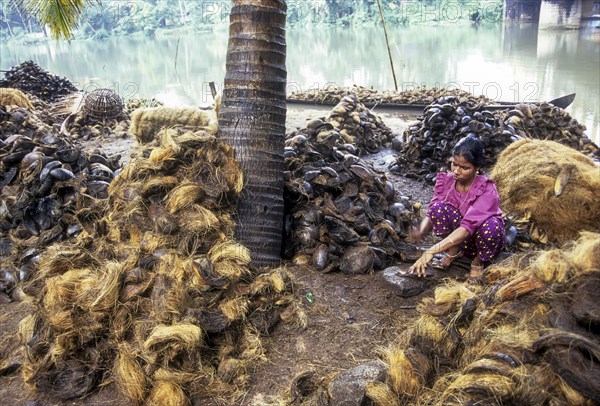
491, 139, 600, 244
129, 107, 218, 144
21, 128, 306, 404
0, 88, 34, 109
377, 232, 600, 405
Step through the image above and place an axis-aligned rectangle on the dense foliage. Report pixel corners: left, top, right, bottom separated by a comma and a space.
1, 0, 503, 42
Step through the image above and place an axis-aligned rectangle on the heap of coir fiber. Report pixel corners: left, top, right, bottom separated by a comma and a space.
492, 139, 600, 247
365, 232, 600, 405
129, 106, 218, 144
0, 104, 120, 303
283, 95, 421, 273
0, 88, 34, 110
8, 127, 306, 404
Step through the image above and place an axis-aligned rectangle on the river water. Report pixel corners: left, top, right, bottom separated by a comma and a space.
1, 23, 599, 144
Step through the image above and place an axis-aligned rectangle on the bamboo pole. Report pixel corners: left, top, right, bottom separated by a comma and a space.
376, 0, 398, 91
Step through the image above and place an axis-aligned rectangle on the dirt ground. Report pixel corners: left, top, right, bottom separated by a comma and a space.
0, 107, 446, 405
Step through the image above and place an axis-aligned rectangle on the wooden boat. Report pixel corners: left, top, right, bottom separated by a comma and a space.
286, 93, 576, 113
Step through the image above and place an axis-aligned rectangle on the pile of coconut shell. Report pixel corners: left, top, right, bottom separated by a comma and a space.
0, 104, 120, 303
359, 231, 600, 405
393, 96, 518, 182
0, 61, 77, 103
492, 139, 600, 249
1, 127, 306, 404
288, 85, 492, 106
394, 99, 598, 184
505, 103, 597, 156
283, 95, 421, 273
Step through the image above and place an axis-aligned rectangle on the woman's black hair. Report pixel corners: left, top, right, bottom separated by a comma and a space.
452, 134, 485, 168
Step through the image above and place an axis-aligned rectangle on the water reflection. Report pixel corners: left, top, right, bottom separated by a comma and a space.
1, 24, 598, 143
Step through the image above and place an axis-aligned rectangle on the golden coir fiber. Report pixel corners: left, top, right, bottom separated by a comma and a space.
0, 88, 34, 109
365, 381, 401, 406
129, 107, 217, 144
410, 314, 455, 359
114, 345, 147, 405
143, 323, 202, 354
218, 297, 250, 322
567, 231, 600, 274
439, 372, 516, 404
491, 139, 600, 244
165, 182, 204, 213
146, 380, 191, 406
384, 347, 431, 398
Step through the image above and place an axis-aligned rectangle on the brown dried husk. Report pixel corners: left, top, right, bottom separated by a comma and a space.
376, 232, 600, 405
365, 381, 401, 406
491, 139, 600, 244
146, 380, 191, 406
114, 344, 147, 405
384, 347, 432, 398
0, 87, 34, 109
21, 127, 304, 404
129, 107, 217, 144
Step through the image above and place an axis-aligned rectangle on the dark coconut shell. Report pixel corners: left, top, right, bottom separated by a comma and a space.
339, 244, 374, 275
185, 308, 229, 334
0, 166, 18, 187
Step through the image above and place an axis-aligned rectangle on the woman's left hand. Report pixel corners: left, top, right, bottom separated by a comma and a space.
410, 251, 434, 277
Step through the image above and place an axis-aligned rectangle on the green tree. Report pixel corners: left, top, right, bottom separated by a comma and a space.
18, 0, 288, 269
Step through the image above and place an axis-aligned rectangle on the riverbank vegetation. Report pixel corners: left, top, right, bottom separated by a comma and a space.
1, 0, 503, 44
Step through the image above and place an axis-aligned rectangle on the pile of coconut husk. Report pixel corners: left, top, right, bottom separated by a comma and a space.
394, 100, 599, 184
6, 127, 305, 404
362, 231, 600, 405
491, 139, 600, 248
0, 105, 120, 303
0, 61, 77, 103
283, 96, 421, 273
288, 85, 492, 106
393, 96, 514, 183
505, 103, 597, 156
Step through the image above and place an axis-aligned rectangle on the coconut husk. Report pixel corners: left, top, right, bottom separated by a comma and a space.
409, 314, 457, 361
146, 380, 190, 406
129, 107, 217, 144
494, 274, 545, 302
491, 139, 600, 244
365, 381, 401, 406
0, 88, 34, 109
17, 122, 306, 404
533, 330, 600, 403
114, 344, 147, 405
568, 272, 600, 327
568, 231, 600, 274
375, 233, 600, 405
438, 371, 517, 404
385, 347, 432, 398
143, 323, 202, 357
289, 370, 326, 405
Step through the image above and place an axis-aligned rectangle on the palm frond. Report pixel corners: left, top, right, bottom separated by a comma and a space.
17, 0, 87, 39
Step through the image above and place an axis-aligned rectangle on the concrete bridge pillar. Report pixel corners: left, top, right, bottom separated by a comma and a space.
539, 0, 583, 29
504, 0, 542, 22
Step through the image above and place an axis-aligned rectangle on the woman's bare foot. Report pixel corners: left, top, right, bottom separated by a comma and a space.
441, 246, 463, 268
470, 256, 484, 278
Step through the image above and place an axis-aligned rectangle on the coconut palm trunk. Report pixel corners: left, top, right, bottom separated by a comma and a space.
218, 0, 287, 269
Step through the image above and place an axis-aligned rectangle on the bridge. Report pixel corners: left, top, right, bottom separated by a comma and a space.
505, 0, 600, 29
